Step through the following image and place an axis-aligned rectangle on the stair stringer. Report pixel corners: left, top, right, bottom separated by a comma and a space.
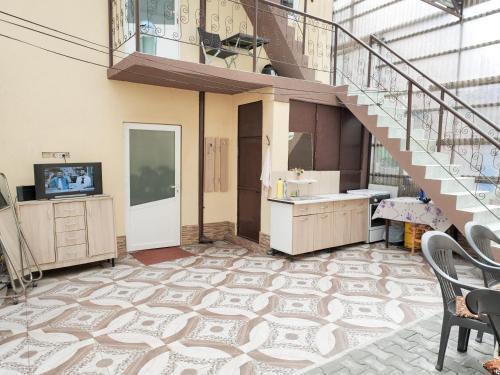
240, 0, 315, 81
336, 86, 477, 235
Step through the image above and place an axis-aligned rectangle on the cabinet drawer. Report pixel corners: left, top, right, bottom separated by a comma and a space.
56, 230, 87, 247
55, 216, 86, 233
293, 204, 315, 216
313, 202, 334, 214
54, 202, 85, 218
333, 199, 367, 212
57, 244, 87, 262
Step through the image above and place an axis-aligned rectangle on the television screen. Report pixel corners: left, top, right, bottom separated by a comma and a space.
34, 163, 103, 199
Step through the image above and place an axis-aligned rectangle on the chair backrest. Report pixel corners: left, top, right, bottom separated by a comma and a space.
465, 222, 500, 288
465, 221, 500, 262
422, 231, 467, 310
197, 27, 222, 49
466, 288, 500, 343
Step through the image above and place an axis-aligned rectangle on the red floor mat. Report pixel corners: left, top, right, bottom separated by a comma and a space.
131, 247, 193, 266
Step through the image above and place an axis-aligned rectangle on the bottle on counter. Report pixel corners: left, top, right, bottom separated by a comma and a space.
276, 178, 284, 199
284, 180, 288, 199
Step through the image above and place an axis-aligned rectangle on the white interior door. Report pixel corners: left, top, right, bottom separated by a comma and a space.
125, 123, 181, 252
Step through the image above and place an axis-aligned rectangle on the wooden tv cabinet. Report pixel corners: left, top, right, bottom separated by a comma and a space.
17, 195, 117, 271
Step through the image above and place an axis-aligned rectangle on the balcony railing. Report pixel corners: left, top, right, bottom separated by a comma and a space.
109, 0, 500, 217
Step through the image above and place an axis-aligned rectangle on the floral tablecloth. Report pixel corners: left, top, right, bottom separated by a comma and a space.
372, 197, 451, 231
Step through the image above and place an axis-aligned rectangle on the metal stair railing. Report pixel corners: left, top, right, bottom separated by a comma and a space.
369, 34, 500, 147
259, 0, 500, 221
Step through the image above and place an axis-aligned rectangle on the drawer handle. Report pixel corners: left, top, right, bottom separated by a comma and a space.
320, 214, 329, 219
299, 208, 308, 211
299, 217, 309, 221
320, 206, 328, 209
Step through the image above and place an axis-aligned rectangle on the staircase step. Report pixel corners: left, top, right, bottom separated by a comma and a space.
412, 151, 450, 166
399, 138, 435, 152
376, 115, 403, 128
387, 127, 425, 140
486, 222, 500, 236
447, 190, 493, 210
461, 205, 500, 225
435, 176, 476, 194
424, 164, 462, 179
367, 104, 406, 119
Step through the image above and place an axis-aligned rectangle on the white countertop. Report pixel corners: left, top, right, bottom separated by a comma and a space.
268, 193, 368, 205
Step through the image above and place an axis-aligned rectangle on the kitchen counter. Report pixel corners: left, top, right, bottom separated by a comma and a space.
269, 194, 369, 256
268, 193, 368, 205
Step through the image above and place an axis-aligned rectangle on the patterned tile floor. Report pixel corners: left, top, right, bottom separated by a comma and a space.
0, 241, 484, 374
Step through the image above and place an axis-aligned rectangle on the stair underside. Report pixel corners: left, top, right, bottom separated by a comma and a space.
336, 85, 500, 238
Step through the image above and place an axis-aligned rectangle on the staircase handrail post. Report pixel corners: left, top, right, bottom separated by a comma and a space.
406, 81, 413, 151
253, 0, 258, 72
333, 24, 338, 86
135, 0, 141, 52
108, 0, 113, 67
370, 34, 500, 134
302, 0, 308, 55
437, 89, 445, 152
367, 35, 373, 88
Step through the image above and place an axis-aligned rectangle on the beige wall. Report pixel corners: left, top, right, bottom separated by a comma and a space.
0, 0, 334, 244
0, 0, 240, 237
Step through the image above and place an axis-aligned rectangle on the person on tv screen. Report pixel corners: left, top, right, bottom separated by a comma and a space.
46, 170, 70, 191
75, 169, 92, 190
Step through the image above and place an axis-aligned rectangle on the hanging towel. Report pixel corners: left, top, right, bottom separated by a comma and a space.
260, 147, 272, 195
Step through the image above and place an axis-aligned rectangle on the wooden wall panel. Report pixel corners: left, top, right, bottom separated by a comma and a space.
214, 138, 221, 192
204, 137, 229, 193
204, 137, 215, 192
220, 138, 229, 192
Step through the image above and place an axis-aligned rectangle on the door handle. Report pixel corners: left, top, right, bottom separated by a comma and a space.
170, 185, 180, 193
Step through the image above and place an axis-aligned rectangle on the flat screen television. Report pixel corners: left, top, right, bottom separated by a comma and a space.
34, 162, 103, 199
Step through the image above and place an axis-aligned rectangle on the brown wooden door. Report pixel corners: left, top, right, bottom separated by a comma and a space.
238, 101, 262, 242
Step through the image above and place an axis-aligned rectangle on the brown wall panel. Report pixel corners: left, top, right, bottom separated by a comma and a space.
315, 104, 341, 170
289, 100, 316, 133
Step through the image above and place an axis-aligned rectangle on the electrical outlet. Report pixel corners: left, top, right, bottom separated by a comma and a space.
42, 152, 71, 159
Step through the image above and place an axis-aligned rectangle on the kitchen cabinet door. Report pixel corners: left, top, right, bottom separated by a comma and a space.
332, 210, 351, 247
86, 198, 116, 256
292, 215, 315, 254
314, 213, 334, 250
18, 203, 56, 265
350, 206, 368, 243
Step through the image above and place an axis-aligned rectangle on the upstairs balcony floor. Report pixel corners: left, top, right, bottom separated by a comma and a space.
107, 52, 341, 105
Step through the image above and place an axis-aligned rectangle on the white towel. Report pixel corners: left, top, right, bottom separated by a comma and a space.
260, 147, 272, 195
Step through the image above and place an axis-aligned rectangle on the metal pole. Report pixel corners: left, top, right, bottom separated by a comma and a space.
302, 0, 308, 55
108, 0, 113, 67
367, 36, 372, 88
437, 89, 445, 152
135, 0, 141, 52
333, 25, 338, 86
200, 0, 206, 63
198, 92, 212, 244
253, 0, 258, 72
406, 82, 413, 151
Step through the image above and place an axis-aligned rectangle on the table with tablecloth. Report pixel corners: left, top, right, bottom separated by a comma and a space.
372, 197, 452, 253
